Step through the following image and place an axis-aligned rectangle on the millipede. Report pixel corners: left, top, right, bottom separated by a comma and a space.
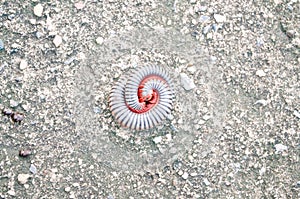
109, 65, 174, 130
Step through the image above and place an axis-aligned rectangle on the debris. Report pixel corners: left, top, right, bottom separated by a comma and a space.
256, 69, 266, 77
214, 14, 226, 23
53, 35, 63, 47
34, 4, 44, 17
20, 59, 28, 70
274, 144, 288, 153
17, 173, 31, 184
19, 149, 32, 157
180, 73, 196, 90
30, 164, 37, 174
74, 1, 85, 10
0, 39, 4, 50
293, 110, 300, 119
96, 37, 104, 45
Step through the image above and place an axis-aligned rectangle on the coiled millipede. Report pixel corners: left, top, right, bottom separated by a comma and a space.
109, 65, 174, 130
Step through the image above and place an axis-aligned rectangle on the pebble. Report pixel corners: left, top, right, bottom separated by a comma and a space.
178, 170, 183, 175
254, 99, 269, 106
153, 136, 162, 144
293, 110, 300, 119
202, 25, 211, 34
7, 190, 16, 196
180, 73, 196, 91
74, 1, 85, 10
19, 59, 28, 70
187, 65, 196, 74
199, 15, 210, 23
203, 178, 210, 186
10, 99, 19, 108
34, 4, 44, 17
182, 172, 189, 180
214, 14, 226, 23
17, 173, 30, 184
53, 35, 63, 47
30, 164, 37, 174
0, 39, 4, 50
274, 143, 288, 153
65, 187, 71, 192
256, 69, 266, 77
96, 37, 104, 45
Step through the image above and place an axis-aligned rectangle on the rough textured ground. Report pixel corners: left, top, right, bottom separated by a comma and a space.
0, 0, 299, 198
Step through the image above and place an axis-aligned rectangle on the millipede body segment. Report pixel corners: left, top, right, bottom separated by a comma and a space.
109, 65, 174, 130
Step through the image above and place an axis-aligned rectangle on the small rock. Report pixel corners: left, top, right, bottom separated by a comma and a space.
203, 178, 210, 186
274, 143, 288, 153
30, 164, 37, 174
190, 0, 196, 4
19, 149, 32, 157
53, 35, 62, 47
293, 110, 300, 119
35, 31, 43, 39
34, 4, 44, 17
65, 187, 71, 192
199, 15, 210, 22
2, 108, 13, 116
202, 25, 211, 34
165, 134, 172, 142
7, 190, 16, 196
180, 73, 196, 91
259, 167, 266, 176
29, 18, 36, 24
17, 173, 30, 184
202, 115, 211, 121
178, 170, 183, 175
153, 136, 162, 144
214, 14, 226, 23
74, 1, 85, 9
182, 172, 189, 180
19, 59, 28, 70
10, 99, 19, 108
11, 112, 24, 123
0, 39, 4, 50
187, 65, 196, 74
254, 99, 269, 106
96, 37, 104, 45
256, 69, 266, 77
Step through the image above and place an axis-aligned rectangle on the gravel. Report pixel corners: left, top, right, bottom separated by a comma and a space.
0, 0, 299, 198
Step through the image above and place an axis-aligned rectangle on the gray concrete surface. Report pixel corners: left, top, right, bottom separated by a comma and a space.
0, 0, 299, 198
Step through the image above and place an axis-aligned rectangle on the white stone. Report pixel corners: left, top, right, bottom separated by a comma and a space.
274, 144, 288, 153
96, 37, 104, 45
259, 167, 266, 176
65, 187, 71, 192
153, 136, 162, 144
180, 73, 196, 91
214, 14, 226, 23
187, 65, 197, 74
20, 59, 28, 70
203, 178, 210, 186
165, 134, 172, 142
53, 35, 62, 47
256, 69, 266, 77
254, 99, 269, 106
17, 173, 30, 184
34, 4, 44, 17
293, 110, 300, 119
182, 172, 189, 180
7, 190, 16, 196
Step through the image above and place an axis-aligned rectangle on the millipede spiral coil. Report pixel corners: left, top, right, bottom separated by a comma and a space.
109, 65, 174, 130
